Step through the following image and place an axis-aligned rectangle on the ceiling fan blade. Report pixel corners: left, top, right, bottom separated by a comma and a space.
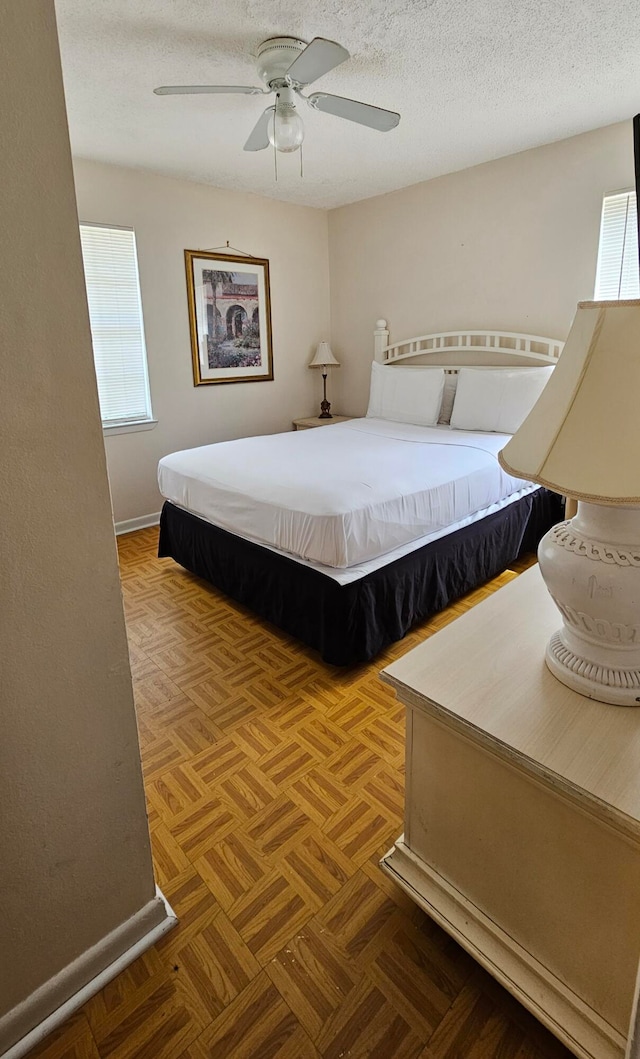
244, 107, 275, 151
154, 85, 264, 95
285, 37, 349, 86
308, 92, 400, 131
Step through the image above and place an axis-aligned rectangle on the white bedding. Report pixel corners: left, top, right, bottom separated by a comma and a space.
158, 418, 533, 570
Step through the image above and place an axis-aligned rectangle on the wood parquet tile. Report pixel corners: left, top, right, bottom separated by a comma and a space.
266, 921, 362, 1041
26, 1013, 100, 1059
26, 531, 571, 1059
315, 978, 424, 1059
188, 972, 320, 1058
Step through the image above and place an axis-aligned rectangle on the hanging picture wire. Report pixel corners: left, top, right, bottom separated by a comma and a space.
201, 240, 256, 257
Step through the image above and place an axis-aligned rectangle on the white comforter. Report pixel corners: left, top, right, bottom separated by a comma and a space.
158, 418, 530, 569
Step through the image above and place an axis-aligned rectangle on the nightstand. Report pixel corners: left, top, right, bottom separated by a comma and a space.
380, 565, 640, 1059
292, 415, 353, 430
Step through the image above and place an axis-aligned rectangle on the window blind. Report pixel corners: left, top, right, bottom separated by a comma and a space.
79, 224, 153, 426
594, 191, 640, 300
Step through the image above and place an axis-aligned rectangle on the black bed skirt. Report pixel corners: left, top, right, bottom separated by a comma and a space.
159, 490, 564, 666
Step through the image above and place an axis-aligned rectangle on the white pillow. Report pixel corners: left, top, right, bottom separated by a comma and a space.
449, 366, 555, 434
366, 362, 445, 427
438, 373, 458, 425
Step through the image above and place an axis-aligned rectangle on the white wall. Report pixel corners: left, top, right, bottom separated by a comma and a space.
73, 159, 331, 524
0, 2, 163, 1050
328, 121, 634, 415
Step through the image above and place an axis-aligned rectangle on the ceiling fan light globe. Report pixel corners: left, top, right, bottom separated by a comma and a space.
268, 105, 305, 153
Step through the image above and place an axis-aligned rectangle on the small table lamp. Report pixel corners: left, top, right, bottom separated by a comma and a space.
499, 299, 640, 706
309, 342, 340, 418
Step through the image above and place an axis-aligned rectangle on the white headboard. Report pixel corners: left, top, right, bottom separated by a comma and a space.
373, 319, 564, 369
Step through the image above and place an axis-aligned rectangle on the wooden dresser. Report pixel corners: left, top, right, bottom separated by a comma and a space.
380, 566, 640, 1059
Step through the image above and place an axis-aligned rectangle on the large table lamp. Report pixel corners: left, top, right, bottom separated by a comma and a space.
309, 342, 340, 418
499, 299, 640, 706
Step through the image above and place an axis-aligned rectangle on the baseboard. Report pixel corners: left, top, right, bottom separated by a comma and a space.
380, 840, 626, 1059
114, 512, 161, 536
0, 887, 176, 1059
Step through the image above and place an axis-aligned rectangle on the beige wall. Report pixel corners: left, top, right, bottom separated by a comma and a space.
328, 121, 634, 415
0, 0, 157, 1045
73, 160, 331, 524
75, 122, 633, 521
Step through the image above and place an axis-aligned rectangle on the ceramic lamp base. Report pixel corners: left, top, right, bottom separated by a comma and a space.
538, 502, 640, 707
545, 632, 640, 706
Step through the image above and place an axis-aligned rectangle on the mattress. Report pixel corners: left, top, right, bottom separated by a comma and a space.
158, 418, 533, 570
254, 484, 539, 585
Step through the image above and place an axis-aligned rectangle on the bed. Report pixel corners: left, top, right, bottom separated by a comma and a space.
158, 322, 565, 665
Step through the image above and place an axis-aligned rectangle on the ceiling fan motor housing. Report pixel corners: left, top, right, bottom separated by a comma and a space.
256, 36, 307, 86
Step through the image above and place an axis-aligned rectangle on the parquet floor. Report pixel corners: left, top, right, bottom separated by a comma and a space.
28, 529, 572, 1059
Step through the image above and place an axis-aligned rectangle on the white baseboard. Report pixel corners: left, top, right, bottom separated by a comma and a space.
114, 512, 161, 536
0, 887, 176, 1059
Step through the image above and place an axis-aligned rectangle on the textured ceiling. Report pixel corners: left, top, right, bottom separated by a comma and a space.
54, 0, 640, 210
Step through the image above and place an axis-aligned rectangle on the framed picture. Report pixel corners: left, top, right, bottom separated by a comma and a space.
184, 249, 274, 385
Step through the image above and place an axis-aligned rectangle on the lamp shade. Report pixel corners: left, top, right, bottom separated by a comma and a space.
309, 341, 340, 368
498, 300, 640, 504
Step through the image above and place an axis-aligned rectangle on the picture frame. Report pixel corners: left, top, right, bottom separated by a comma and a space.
184, 249, 274, 386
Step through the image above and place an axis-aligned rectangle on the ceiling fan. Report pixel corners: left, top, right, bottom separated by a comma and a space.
154, 36, 401, 154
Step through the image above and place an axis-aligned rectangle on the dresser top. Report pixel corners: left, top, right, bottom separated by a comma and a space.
382, 565, 640, 828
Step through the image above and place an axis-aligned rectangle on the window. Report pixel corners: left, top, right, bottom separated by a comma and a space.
79, 224, 154, 431
594, 190, 640, 300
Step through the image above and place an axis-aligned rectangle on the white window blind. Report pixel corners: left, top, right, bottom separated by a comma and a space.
79, 224, 153, 426
594, 190, 640, 300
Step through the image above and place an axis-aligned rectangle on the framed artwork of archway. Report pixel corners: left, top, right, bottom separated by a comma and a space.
185, 249, 274, 385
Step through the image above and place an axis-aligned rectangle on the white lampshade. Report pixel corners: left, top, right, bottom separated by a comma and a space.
309, 341, 340, 369
499, 299, 640, 503
499, 299, 640, 706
